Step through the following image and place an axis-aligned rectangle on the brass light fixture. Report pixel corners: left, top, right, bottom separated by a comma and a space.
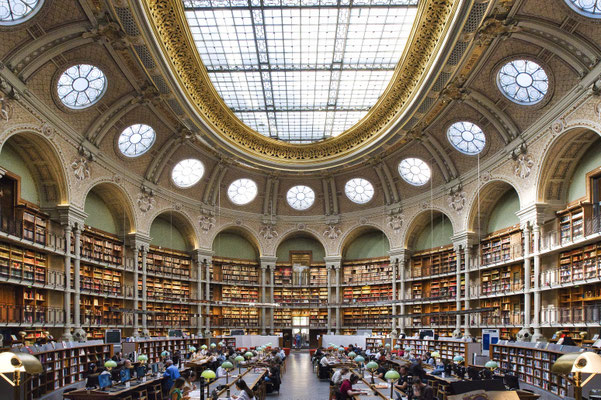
552, 352, 601, 400
0, 352, 43, 400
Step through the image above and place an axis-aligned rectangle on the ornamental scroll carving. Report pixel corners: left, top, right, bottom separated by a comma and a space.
323, 224, 341, 240
137, 187, 155, 213
141, 0, 457, 162
259, 224, 278, 240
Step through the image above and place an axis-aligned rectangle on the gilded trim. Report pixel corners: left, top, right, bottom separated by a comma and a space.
140, 0, 460, 164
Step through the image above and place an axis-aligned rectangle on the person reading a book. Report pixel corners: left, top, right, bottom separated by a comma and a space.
339, 374, 368, 400
231, 379, 256, 400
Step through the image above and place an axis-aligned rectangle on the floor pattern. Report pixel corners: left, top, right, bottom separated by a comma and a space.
272, 352, 331, 400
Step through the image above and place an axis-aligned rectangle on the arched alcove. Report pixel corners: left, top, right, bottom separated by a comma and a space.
83, 183, 135, 236
276, 232, 325, 262
341, 227, 390, 260
212, 227, 259, 260
149, 211, 197, 251
405, 210, 454, 251
467, 179, 521, 236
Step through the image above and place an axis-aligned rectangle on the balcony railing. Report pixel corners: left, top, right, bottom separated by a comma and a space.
541, 304, 601, 325
0, 304, 65, 325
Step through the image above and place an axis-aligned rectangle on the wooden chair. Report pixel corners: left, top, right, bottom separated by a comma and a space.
132, 388, 148, 400
148, 383, 163, 400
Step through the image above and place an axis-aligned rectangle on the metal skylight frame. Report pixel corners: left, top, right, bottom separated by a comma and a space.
183, 0, 418, 143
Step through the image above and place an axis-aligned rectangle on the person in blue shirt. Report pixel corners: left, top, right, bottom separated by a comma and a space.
163, 359, 181, 391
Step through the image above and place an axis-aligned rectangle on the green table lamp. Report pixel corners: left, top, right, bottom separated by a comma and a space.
104, 360, 117, 370
485, 360, 498, 371
235, 355, 245, 374
366, 361, 379, 384
137, 354, 148, 364
385, 369, 400, 400
201, 369, 216, 399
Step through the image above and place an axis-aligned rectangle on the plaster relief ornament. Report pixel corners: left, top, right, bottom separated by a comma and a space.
71, 157, 90, 181
514, 153, 534, 179
448, 187, 466, 212
199, 212, 215, 232
137, 188, 155, 213
296, 223, 306, 230
0, 96, 13, 121
387, 213, 404, 233
41, 123, 54, 138
323, 224, 341, 240
259, 224, 278, 240
479, 170, 492, 184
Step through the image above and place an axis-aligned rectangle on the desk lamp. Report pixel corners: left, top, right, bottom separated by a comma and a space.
104, 360, 117, 371
354, 355, 365, 376
348, 351, 357, 359
137, 354, 148, 364
221, 361, 234, 397
210, 343, 217, 349
235, 355, 245, 375
384, 369, 400, 400
201, 344, 208, 351
161, 350, 170, 361
189, 346, 196, 354
244, 351, 254, 370
485, 360, 498, 372
552, 352, 601, 400
0, 352, 43, 400
200, 369, 216, 400
366, 361, 379, 383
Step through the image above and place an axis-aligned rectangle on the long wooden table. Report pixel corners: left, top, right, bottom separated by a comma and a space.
63, 376, 163, 400
188, 367, 268, 400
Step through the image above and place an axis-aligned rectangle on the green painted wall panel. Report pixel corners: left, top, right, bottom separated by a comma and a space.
414, 215, 453, 251
213, 232, 257, 260
567, 139, 601, 202
0, 144, 39, 205
84, 192, 118, 234
344, 231, 390, 259
276, 237, 325, 262
487, 190, 520, 233
150, 217, 187, 251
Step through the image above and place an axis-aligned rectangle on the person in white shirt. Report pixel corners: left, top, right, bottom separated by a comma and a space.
278, 348, 286, 360
232, 379, 255, 400
365, 348, 372, 357
320, 355, 330, 367
331, 367, 350, 387
216, 365, 227, 377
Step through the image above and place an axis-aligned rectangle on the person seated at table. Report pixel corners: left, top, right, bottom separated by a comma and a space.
163, 359, 181, 391
231, 378, 255, 400
85, 363, 99, 388
410, 376, 434, 400
331, 366, 350, 389
112, 352, 124, 364
424, 352, 435, 366
339, 374, 367, 400
169, 377, 187, 400
410, 357, 426, 381
265, 361, 281, 393
394, 366, 412, 396
277, 347, 286, 361
365, 348, 373, 358
319, 354, 333, 379
182, 370, 197, 394
312, 347, 324, 364
375, 364, 388, 379
216, 363, 228, 378
271, 349, 283, 364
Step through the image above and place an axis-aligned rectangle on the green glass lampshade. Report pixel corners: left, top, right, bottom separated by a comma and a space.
394, 344, 401, 349
104, 360, 117, 369
221, 361, 234, 370
338, 347, 345, 352
210, 343, 217, 348
219, 341, 226, 347
354, 355, 365, 363
189, 346, 197, 352
453, 355, 465, 363
385, 369, 400, 381
244, 351, 254, 359
235, 355, 245, 363
385, 343, 391, 348
201, 369, 216, 380
366, 361, 379, 371
137, 355, 148, 362
431, 351, 440, 358
348, 351, 357, 359
405, 346, 412, 351
201, 344, 208, 350
485, 360, 498, 370
161, 351, 170, 357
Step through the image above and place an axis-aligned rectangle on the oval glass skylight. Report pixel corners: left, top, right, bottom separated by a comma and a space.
0, 0, 43, 25
57, 64, 107, 109
398, 158, 430, 186
183, 0, 419, 143
497, 60, 548, 105
118, 124, 156, 157
172, 159, 204, 188
286, 185, 315, 210
447, 121, 486, 155
345, 178, 375, 204
565, 0, 601, 17
228, 178, 258, 205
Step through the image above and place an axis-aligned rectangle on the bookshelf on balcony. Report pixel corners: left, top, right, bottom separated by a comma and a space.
343, 284, 392, 303
24, 342, 113, 399
557, 203, 591, 245
480, 225, 523, 267
480, 264, 523, 295
411, 277, 459, 301
0, 242, 48, 284
146, 303, 192, 331
410, 245, 463, 278
310, 265, 327, 285
212, 257, 259, 284
274, 287, 327, 305
122, 338, 209, 363
342, 257, 391, 284
342, 306, 391, 328
21, 287, 47, 325
396, 338, 478, 365
273, 308, 292, 327
76, 227, 123, 266
145, 246, 191, 278
479, 296, 523, 330
213, 306, 259, 327
558, 283, 601, 326
219, 285, 259, 303
15, 205, 48, 245
80, 295, 123, 330
73, 263, 122, 296
143, 276, 190, 302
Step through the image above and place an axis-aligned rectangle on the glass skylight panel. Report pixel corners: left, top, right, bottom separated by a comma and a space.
0, 0, 43, 25
57, 64, 107, 109
566, 0, 601, 17
183, 0, 418, 142
497, 60, 548, 105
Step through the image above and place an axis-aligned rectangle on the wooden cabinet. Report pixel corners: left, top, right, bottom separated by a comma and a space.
557, 204, 591, 244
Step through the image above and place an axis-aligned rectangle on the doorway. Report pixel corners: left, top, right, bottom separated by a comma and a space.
292, 316, 310, 349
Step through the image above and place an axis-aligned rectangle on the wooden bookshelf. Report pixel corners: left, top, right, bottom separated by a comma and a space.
396, 338, 478, 366
212, 258, 259, 284
21, 287, 47, 325
365, 337, 386, 350
480, 225, 523, 266
491, 342, 572, 396
274, 287, 327, 305
557, 203, 591, 245
220, 285, 259, 302
145, 246, 191, 278
273, 308, 292, 327
76, 227, 123, 266
15, 205, 48, 245
479, 295, 523, 328
143, 276, 190, 302
0, 243, 47, 284
122, 338, 209, 363
24, 343, 113, 399
558, 283, 601, 324
480, 264, 523, 294
80, 295, 123, 329
274, 265, 292, 285
212, 306, 259, 327
410, 277, 458, 300
146, 303, 192, 330
410, 302, 456, 330
310, 265, 327, 285
342, 306, 391, 328
410, 246, 462, 278
342, 258, 391, 284
74, 263, 122, 296
343, 284, 392, 303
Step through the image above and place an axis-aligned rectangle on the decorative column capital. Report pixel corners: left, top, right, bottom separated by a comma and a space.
324, 256, 342, 269
193, 248, 214, 264
516, 203, 554, 227
260, 255, 277, 270
127, 232, 152, 252
451, 231, 478, 249
56, 205, 87, 230
389, 248, 410, 264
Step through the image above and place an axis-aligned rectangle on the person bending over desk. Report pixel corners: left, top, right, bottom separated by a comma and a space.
232, 379, 256, 400
339, 374, 368, 400
169, 377, 187, 400
394, 366, 412, 397
410, 377, 434, 400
